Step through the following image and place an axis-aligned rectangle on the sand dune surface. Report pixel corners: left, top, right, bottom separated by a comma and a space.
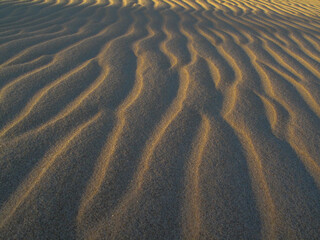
0, 0, 320, 239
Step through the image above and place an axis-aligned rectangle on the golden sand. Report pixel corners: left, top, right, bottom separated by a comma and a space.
0, 0, 320, 239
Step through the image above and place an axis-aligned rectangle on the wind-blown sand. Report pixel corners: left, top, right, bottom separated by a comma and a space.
0, 0, 320, 239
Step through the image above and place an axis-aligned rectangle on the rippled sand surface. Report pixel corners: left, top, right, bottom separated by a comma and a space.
0, 0, 320, 239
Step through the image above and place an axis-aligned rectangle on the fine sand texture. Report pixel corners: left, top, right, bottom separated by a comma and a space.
1, 0, 320, 239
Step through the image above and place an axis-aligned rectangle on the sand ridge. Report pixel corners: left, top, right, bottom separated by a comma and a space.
0, 0, 320, 239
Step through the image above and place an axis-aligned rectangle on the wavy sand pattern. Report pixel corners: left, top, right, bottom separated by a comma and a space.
0, 0, 320, 239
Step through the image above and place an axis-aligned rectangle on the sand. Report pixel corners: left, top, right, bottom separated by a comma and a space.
0, 0, 320, 239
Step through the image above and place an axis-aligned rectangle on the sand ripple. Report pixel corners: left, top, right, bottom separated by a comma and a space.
0, 0, 320, 239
